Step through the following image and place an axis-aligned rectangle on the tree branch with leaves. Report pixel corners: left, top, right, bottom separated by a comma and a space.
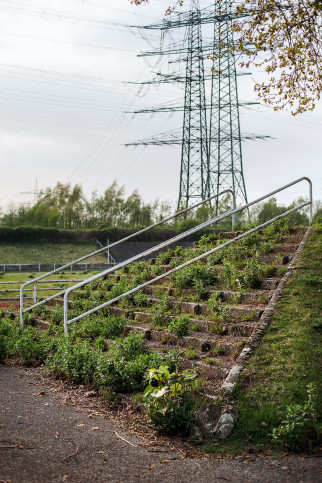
234, 0, 322, 115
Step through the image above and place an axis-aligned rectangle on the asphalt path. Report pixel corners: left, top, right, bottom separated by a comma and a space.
0, 366, 320, 483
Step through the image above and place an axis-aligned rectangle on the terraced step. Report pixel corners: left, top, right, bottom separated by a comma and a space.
143, 285, 273, 305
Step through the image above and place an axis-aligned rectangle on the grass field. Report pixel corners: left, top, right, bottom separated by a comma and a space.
0, 242, 107, 264
0, 271, 100, 299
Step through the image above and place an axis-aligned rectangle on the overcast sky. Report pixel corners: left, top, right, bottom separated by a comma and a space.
1, 0, 321, 213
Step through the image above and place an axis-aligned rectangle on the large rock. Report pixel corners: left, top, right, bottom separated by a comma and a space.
192, 403, 235, 440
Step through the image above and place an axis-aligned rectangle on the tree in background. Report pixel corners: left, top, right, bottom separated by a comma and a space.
252, 196, 310, 225
0, 181, 175, 230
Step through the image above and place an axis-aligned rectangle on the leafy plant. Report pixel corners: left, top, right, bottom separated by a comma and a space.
70, 315, 126, 341
240, 259, 262, 288
144, 365, 197, 435
210, 344, 226, 356
193, 278, 209, 301
168, 315, 190, 337
209, 324, 224, 336
207, 294, 231, 323
277, 266, 288, 277
261, 264, 277, 278
150, 305, 169, 329
0, 318, 20, 363
46, 338, 101, 384
133, 290, 149, 307
271, 383, 319, 451
158, 249, 174, 265
185, 346, 199, 360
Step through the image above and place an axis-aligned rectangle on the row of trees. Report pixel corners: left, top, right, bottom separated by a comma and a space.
1, 181, 318, 230
1, 182, 173, 230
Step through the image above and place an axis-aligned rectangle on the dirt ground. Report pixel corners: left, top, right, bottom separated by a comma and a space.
0, 366, 321, 483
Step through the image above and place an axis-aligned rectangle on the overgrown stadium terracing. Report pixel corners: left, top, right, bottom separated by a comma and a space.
1, 223, 306, 386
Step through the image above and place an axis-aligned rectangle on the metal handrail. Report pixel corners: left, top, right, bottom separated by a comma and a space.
20, 188, 236, 327
60, 176, 312, 335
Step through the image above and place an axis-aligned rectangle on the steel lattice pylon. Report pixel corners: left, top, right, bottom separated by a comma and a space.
126, 1, 269, 209
209, 0, 248, 212
179, 3, 209, 207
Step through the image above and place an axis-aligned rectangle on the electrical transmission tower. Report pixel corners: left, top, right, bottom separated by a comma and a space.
179, 1, 209, 206
209, 0, 248, 212
127, 1, 269, 208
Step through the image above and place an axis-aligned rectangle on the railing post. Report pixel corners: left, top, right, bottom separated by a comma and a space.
231, 192, 236, 230
20, 287, 24, 329
64, 292, 69, 336
308, 178, 313, 226
33, 282, 37, 304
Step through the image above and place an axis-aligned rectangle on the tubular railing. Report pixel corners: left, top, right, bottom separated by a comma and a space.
59, 176, 312, 335
20, 189, 236, 328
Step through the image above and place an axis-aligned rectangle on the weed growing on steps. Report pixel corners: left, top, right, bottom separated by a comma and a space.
149, 295, 173, 328
185, 346, 199, 360
150, 260, 164, 276
209, 323, 227, 335
69, 315, 126, 341
193, 279, 209, 301
210, 344, 227, 356
168, 314, 190, 337
171, 262, 217, 290
133, 290, 149, 308
261, 264, 277, 278
158, 248, 174, 265
207, 293, 231, 323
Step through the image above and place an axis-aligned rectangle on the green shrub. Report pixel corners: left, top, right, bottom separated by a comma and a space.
261, 264, 277, 278
50, 306, 63, 325
150, 296, 171, 328
171, 267, 195, 289
171, 263, 217, 290
0, 318, 20, 363
240, 259, 262, 288
271, 383, 319, 451
158, 248, 174, 265
207, 294, 231, 322
150, 306, 169, 328
144, 365, 197, 435
15, 327, 57, 366
98, 352, 163, 393
168, 315, 190, 337
133, 290, 149, 307
210, 344, 226, 356
186, 346, 199, 360
70, 315, 126, 341
46, 338, 101, 384
193, 278, 209, 300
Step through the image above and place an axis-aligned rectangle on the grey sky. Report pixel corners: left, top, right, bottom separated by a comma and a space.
1, 0, 321, 212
